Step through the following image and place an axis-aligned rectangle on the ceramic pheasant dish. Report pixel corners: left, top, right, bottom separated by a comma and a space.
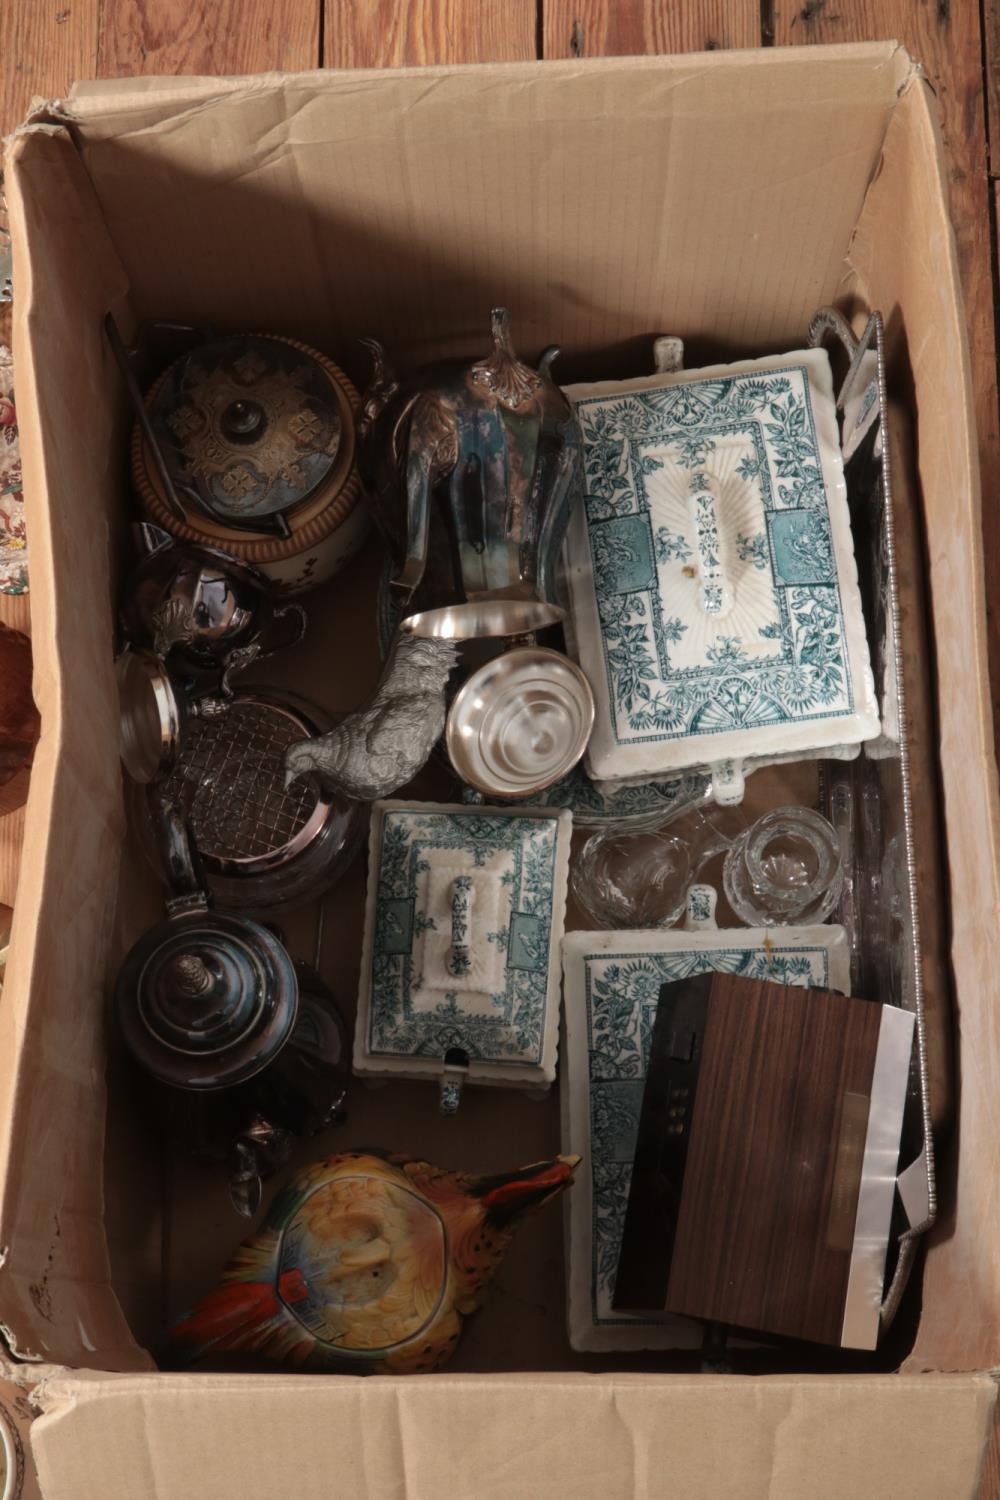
171, 1149, 579, 1373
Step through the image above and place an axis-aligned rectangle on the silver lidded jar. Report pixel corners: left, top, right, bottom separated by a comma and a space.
115, 802, 349, 1214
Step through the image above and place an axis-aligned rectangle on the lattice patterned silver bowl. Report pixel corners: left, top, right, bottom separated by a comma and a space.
134, 690, 365, 911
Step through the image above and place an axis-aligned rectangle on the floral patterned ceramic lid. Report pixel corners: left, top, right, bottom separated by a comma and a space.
147, 334, 343, 530
560, 886, 851, 1352
563, 350, 880, 792
355, 801, 571, 1106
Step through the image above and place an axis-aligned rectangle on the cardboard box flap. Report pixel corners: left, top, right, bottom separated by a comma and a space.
1, 126, 148, 1371
847, 74, 1000, 1373
57, 48, 911, 372
0, 1368, 44, 1500
63, 42, 913, 126
28, 1370, 997, 1500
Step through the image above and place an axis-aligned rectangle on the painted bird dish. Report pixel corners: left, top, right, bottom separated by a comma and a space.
171, 1149, 579, 1374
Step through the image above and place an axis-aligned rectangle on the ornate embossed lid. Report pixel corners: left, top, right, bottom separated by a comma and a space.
115, 802, 300, 1091
148, 334, 343, 534
117, 908, 300, 1090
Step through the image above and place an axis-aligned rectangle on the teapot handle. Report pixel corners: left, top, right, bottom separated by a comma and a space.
392, 440, 434, 605
154, 796, 210, 917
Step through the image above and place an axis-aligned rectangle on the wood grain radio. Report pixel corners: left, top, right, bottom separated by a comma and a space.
612, 972, 915, 1350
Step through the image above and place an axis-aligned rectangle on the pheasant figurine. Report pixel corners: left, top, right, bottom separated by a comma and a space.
171, 1149, 579, 1374
284, 633, 458, 803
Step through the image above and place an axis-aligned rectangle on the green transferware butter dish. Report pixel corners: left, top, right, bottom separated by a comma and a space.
356, 801, 572, 1111
563, 349, 880, 793
560, 887, 850, 1353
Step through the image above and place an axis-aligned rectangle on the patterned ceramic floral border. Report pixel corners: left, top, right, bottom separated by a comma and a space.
355, 801, 571, 1090
564, 351, 879, 783
561, 922, 850, 1352
0, 347, 28, 596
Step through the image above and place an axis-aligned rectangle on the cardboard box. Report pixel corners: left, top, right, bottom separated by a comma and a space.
2, 40, 999, 1499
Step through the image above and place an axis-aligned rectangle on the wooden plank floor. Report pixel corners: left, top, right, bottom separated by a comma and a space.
1, 1, 998, 1492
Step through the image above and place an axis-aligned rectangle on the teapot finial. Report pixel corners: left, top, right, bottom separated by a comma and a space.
473, 308, 541, 409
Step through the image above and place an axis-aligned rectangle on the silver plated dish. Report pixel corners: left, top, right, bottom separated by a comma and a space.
131, 689, 366, 911
810, 306, 943, 1331
446, 647, 594, 800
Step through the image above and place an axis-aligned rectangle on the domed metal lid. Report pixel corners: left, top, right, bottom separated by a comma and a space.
149, 335, 343, 532
116, 908, 299, 1091
446, 646, 595, 798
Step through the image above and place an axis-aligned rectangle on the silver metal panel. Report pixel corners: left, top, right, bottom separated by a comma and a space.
841, 1003, 916, 1348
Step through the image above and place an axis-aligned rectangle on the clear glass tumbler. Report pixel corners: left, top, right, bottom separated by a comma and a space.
723, 805, 843, 926
572, 827, 693, 929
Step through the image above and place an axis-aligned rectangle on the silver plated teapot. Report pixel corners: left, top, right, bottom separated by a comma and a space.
359, 308, 582, 641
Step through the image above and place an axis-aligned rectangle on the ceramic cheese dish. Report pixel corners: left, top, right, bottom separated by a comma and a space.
356, 801, 571, 1109
563, 350, 880, 792
560, 887, 851, 1352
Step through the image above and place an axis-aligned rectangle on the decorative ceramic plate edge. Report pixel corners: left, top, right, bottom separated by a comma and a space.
560, 922, 850, 1352
563, 350, 881, 783
354, 800, 572, 1090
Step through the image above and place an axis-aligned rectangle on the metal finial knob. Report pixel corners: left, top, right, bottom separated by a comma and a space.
221, 398, 266, 439
168, 953, 214, 999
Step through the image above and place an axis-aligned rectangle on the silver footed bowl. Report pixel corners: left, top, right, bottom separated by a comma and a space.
446, 646, 594, 800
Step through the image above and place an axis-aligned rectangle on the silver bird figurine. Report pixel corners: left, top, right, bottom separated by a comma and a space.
284, 633, 458, 802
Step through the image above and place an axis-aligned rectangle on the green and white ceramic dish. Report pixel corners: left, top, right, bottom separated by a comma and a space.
462, 763, 712, 830
563, 350, 880, 792
561, 891, 850, 1352
356, 801, 571, 1096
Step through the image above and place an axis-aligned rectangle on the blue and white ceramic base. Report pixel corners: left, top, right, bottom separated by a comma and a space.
563, 349, 880, 790
356, 801, 571, 1095
560, 889, 851, 1352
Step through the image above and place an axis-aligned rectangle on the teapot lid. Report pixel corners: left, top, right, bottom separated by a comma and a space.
148, 334, 342, 529
116, 907, 298, 1090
